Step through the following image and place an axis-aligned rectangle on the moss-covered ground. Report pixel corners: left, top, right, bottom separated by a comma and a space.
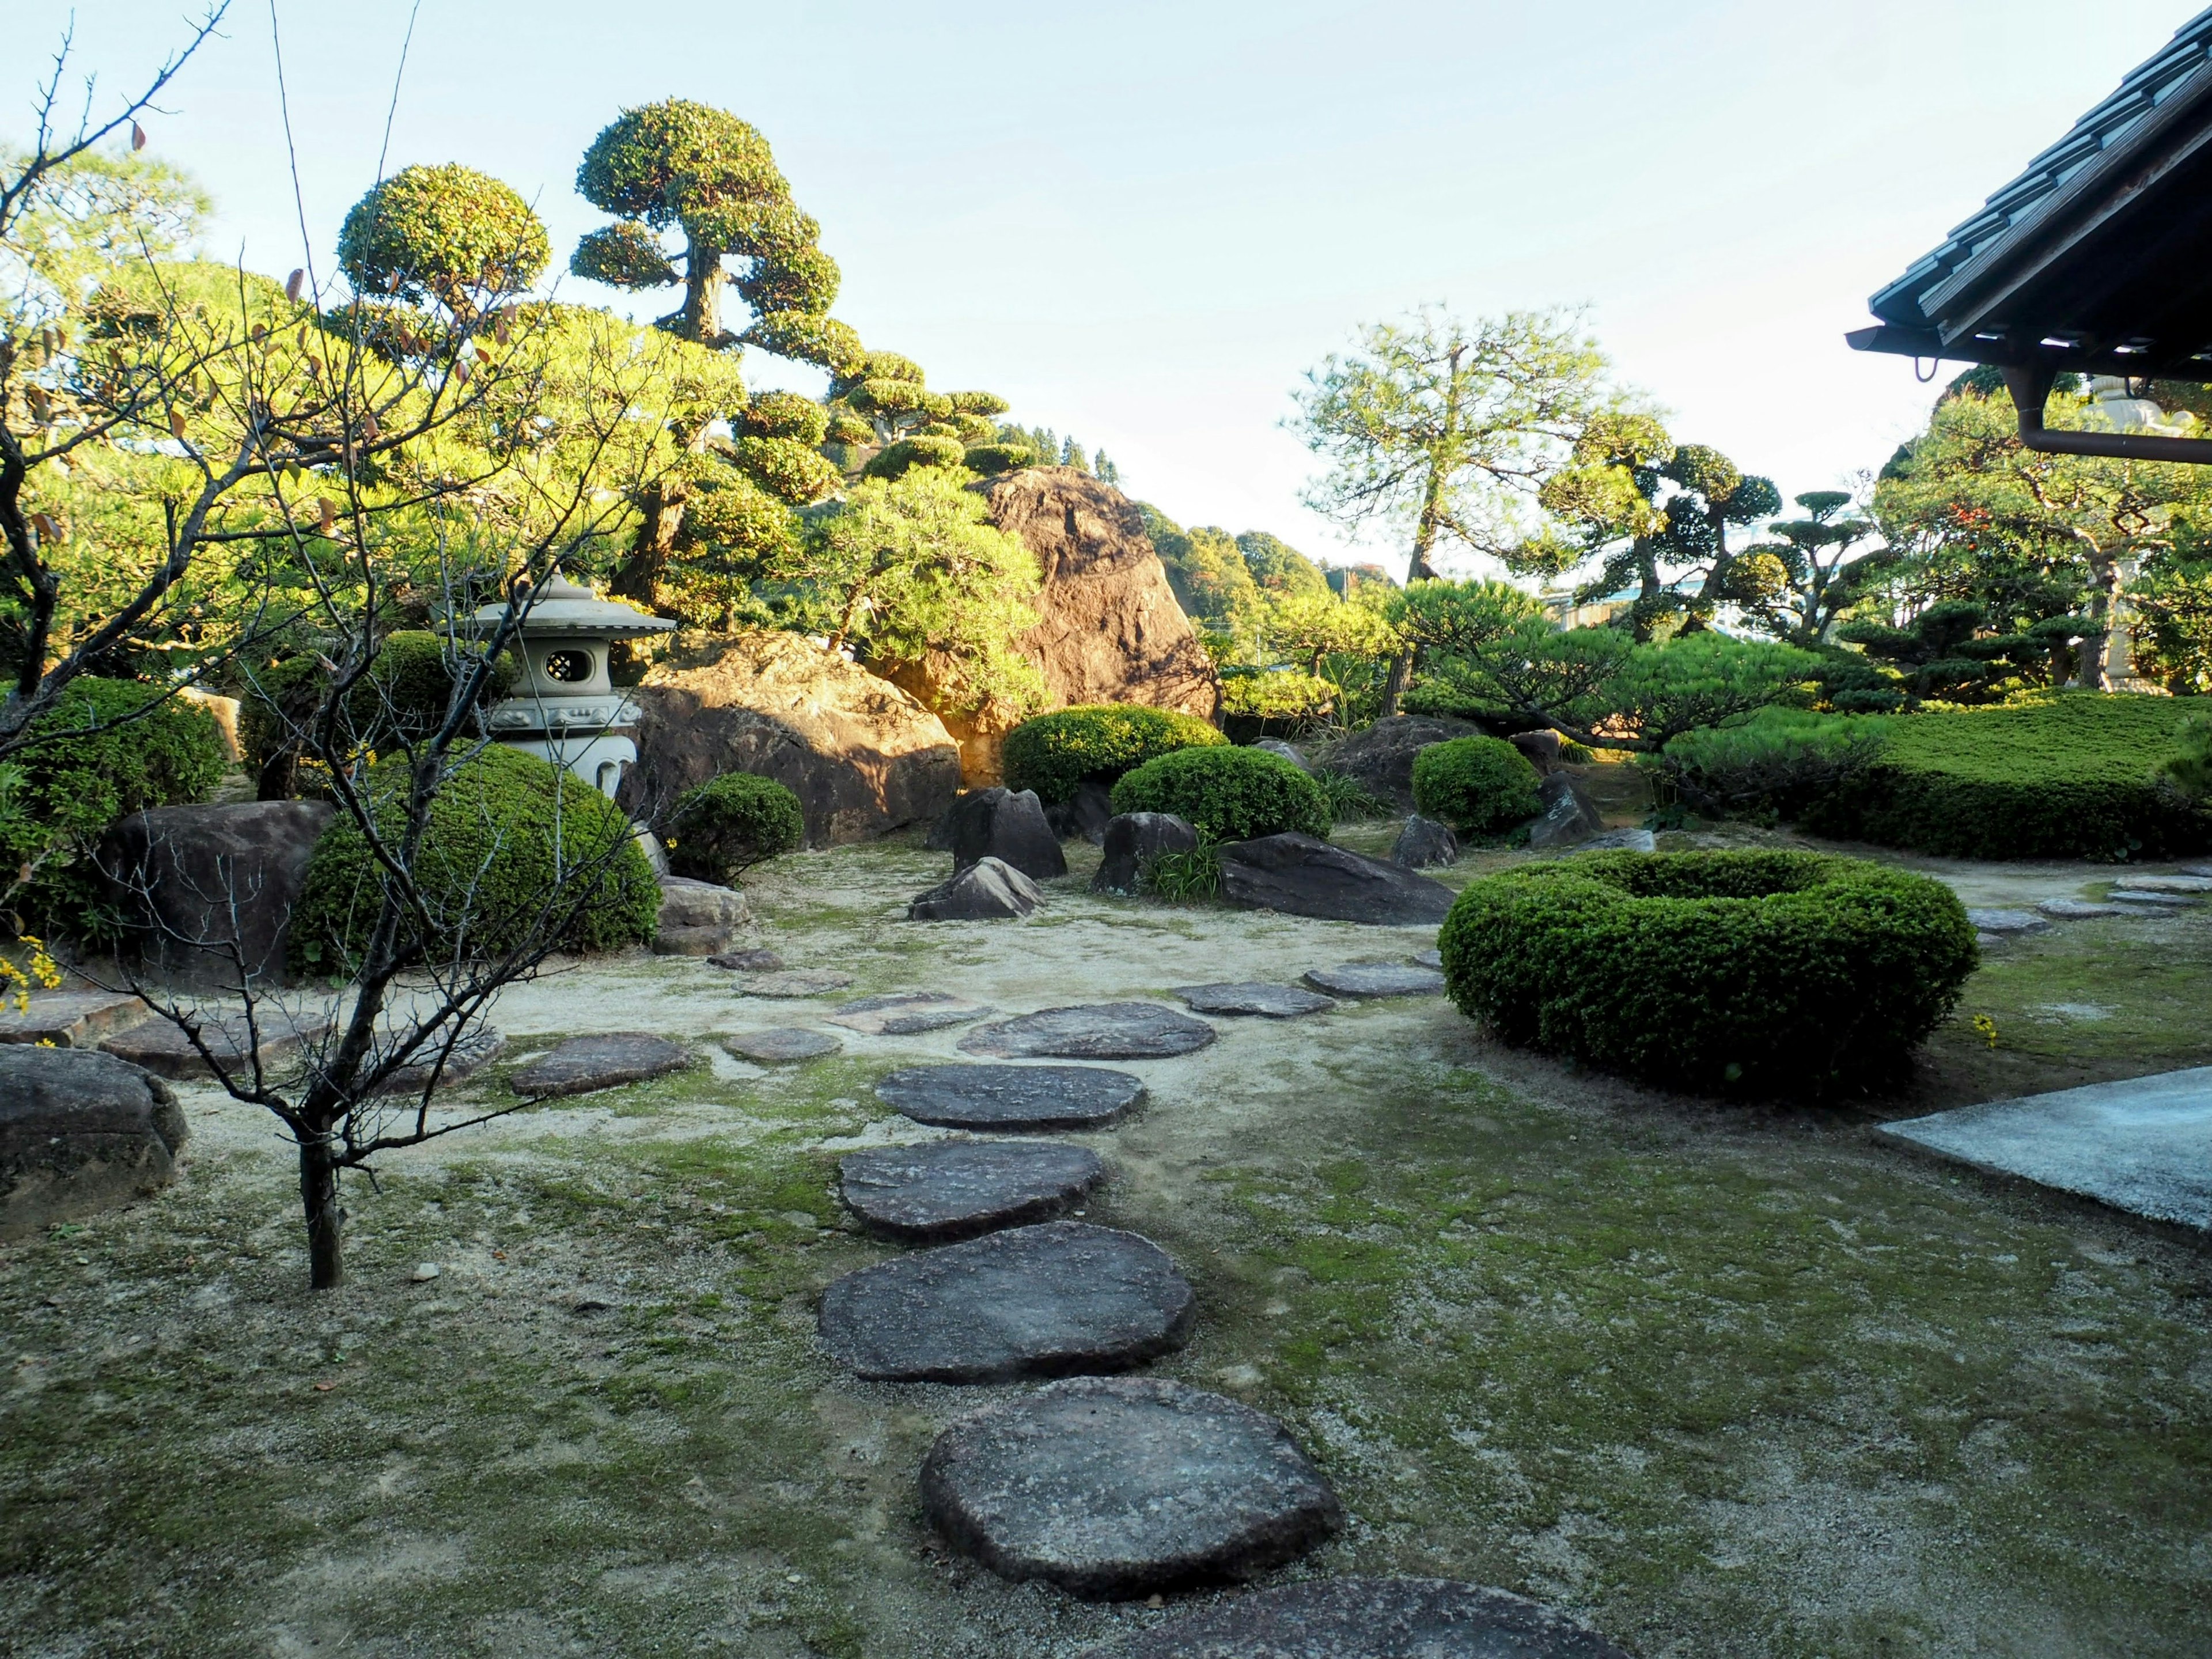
2, 832, 2207, 1657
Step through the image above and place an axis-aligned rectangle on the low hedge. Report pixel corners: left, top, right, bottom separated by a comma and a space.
1109, 745, 1329, 842
664, 772, 803, 885
1002, 704, 1226, 804
1800, 692, 2212, 860
1411, 735, 1542, 835
1438, 849, 1977, 1095
290, 744, 658, 972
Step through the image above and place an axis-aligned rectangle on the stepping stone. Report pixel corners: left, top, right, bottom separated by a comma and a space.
0, 990, 149, 1050
960, 1003, 1215, 1059
100, 1007, 334, 1081
1302, 963, 1446, 999
2111, 890, 2202, 908
2118, 874, 2212, 894
2037, 898, 2127, 920
1110, 1577, 1638, 1658
371, 1028, 505, 1094
510, 1033, 691, 1098
827, 991, 993, 1035
1967, 908, 2049, 934
838, 1141, 1107, 1241
1174, 983, 1335, 1019
877, 1063, 1145, 1130
733, 969, 854, 998
2180, 865, 2212, 880
817, 1221, 1193, 1381
1577, 827, 1658, 854
920, 1376, 1340, 1598
707, 947, 785, 972
724, 1028, 840, 1062
1412, 948, 1443, 969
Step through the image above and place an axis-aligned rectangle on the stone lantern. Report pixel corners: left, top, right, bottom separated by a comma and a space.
471, 572, 675, 798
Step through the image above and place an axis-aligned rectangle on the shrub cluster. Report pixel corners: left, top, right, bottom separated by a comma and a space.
290, 745, 658, 973
664, 772, 804, 885
1656, 707, 1892, 822
1109, 745, 1329, 843
1411, 736, 1542, 835
1800, 692, 2212, 860
1438, 850, 1978, 1095
1002, 704, 1226, 805
239, 631, 516, 784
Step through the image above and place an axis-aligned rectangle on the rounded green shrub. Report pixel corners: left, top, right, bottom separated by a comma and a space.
1002, 704, 1227, 805
289, 745, 658, 973
664, 772, 804, 885
862, 434, 967, 480
1411, 735, 1543, 835
1438, 850, 1978, 1095
239, 632, 516, 780
338, 163, 550, 309
1109, 745, 1330, 843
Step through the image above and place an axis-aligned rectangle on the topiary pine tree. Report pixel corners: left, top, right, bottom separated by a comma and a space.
825, 350, 1018, 479
338, 164, 551, 316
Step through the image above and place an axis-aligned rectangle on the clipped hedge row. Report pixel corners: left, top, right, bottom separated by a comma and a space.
1002, 704, 1226, 805
1109, 745, 1328, 843
1800, 692, 2212, 861
1438, 850, 1977, 1095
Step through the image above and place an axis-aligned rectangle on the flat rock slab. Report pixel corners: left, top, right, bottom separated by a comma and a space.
0, 991, 150, 1049
878, 1064, 1146, 1131
733, 969, 855, 998
1967, 908, 2050, 934
827, 992, 993, 1035
372, 1028, 505, 1094
2039, 897, 2127, 919
707, 948, 785, 972
1412, 949, 1443, 969
510, 1033, 692, 1098
1105, 1577, 1637, 1658
2118, 874, 2212, 893
2111, 890, 2202, 907
1174, 983, 1335, 1019
1880, 1066, 2212, 1229
839, 1141, 1107, 1240
725, 1028, 841, 1062
818, 1221, 1193, 1382
1574, 827, 1658, 854
1215, 832, 1455, 926
100, 1009, 333, 1081
921, 1376, 1341, 1598
961, 1003, 1215, 1060
1302, 963, 1446, 999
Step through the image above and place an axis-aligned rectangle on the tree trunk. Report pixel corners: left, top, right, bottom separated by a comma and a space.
1379, 652, 1412, 719
299, 1139, 343, 1290
611, 481, 687, 608
679, 236, 724, 347
2079, 553, 2122, 691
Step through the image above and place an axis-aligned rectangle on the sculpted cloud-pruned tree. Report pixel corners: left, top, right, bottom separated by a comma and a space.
823, 349, 1018, 479
337, 163, 550, 316
1732, 488, 1888, 645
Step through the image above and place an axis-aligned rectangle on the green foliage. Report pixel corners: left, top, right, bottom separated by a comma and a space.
237, 632, 516, 775
737, 391, 829, 446
338, 165, 550, 312
1836, 599, 2084, 704
1143, 506, 1266, 641
1801, 692, 2212, 860
663, 772, 803, 885
2130, 567, 2212, 694
1218, 667, 1335, 727
290, 745, 658, 972
1310, 768, 1392, 823
961, 442, 1034, 476
861, 434, 965, 480
1110, 745, 1329, 842
1411, 736, 1543, 835
1438, 850, 1978, 1094
1141, 843, 1222, 902
2168, 714, 2212, 799
1236, 531, 1330, 596
1001, 704, 1226, 804
1654, 707, 1892, 821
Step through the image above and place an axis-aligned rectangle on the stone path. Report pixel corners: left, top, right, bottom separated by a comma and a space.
839, 1140, 1104, 1241
817, 1221, 1194, 1382
877, 1064, 1146, 1130
827, 992, 993, 1035
2112, 890, 2202, 909
732, 969, 854, 998
510, 1033, 692, 1098
1104, 1577, 1637, 1658
919, 1376, 1342, 1598
1968, 908, 2048, 935
960, 1002, 1217, 1059
0, 990, 149, 1050
1302, 962, 1447, 999
724, 1028, 840, 1063
2039, 898, 2125, 919
707, 947, 785, 972
1174, 983, 1335, 1019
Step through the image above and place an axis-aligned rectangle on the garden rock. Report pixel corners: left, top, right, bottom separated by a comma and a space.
910, 857, 1044, 921
510, 1033, 691, 1097
838, 1141, 1107, 1240
920, 1376, 1341, 1597
1109, 1577, 1638, 1658
827, 992, 993, 1035
2039, 897, 2128, 919
1527, 773, 1604, 851
1303, 961, 1446, 999
707, 946, 785, 972
877, 1063, 1146, 1130
961, 1002, 1215, 1059
1251, 738, 1310, 772
1174, 983, 1335, 1019
1, 1046, 186, 1240
622, 630, 961, 847
1313, 714, 1479, 812
2109, 874, 2212, 893
101, 1006, 334, 1081
733, 969, 854, 997
817, 1221, 1194, 1382
1046, 779, 1118, 844
2111, 889, 2202, 908
651, 875, 749, 955
103, 801, 335, 985
0, 991, 150, 1049
1577, 827, 1657, 854
370, 1028, 506, 1094
1215, 833, 1455, 925
1414, 949, 1443, 969
945, 786, 1068, 880
1092, 812, 1199, 896
1968, 908, 2050, 935
1391, 815, 1459, 869
724, 1028, 840, 1062
1509, 729, 1564, 772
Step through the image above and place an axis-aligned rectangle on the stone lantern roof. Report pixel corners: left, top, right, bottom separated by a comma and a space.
468, 571, 676, 639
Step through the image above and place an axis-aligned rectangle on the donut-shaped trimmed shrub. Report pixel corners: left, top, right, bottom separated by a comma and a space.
1437, 850, 1978, 1095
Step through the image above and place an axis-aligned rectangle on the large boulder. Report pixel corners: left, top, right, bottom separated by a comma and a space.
1528, 772, 1605, 851
910, 857, 1044, 921
623, 632, 961, 847
1215, 832, 1456, 925
1092, 812, 1198, 896
1, 1047, 185, 1239
651, 875, 749, 956
1312, 715, 1479, 812
1391, 815, 1459, 869
944, 787, 1067, 880
104, 801, 335, 985
888, 469, 1220, 783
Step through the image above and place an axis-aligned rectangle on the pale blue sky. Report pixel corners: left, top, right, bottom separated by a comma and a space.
6, 1, 2195, 570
